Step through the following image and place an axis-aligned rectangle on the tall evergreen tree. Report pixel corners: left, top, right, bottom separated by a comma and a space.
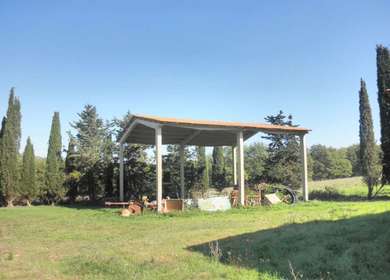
376, 45, 390, 185
197, 146, 209, 191
71, 105, 107, 201
0, 117, 5, 203
20, 137, 36, 206
34, 156, 46, 198
114, 112, 153, 199
359, 79, 381, 199
102, 132, 115, 197
263, 111, 301, 188
44, 112, 64, 203
211, 146, 226, 189
64, 135, 80, 201
65, 135, 79, 174
0, 88, 21, 207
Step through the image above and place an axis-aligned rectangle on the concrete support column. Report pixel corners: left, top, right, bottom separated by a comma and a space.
232, 146, 237, 185
119, 144, 124, 201
180, 144, 185, 199
237, 131, 245, 206
156, 127, 163, 212
300, 134, 309, 201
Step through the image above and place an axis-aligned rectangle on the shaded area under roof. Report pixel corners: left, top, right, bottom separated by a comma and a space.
120, 114, 310, 146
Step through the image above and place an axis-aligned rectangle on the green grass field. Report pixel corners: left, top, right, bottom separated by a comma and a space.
1, 178, 390, 279
309, 176, 390, 200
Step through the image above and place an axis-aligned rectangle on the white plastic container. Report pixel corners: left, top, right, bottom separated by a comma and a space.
197, 196, 231, 212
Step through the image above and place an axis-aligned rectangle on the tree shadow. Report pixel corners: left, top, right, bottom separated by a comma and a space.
187, 212, 390, 279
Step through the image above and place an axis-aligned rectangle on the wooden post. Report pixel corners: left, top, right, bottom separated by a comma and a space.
180, 144, 185, 199
119, 144, 124, 201
156, 127, 163, 212
232, 146, 237, 185
300, 134, 309, 201
237, 131, 245, 205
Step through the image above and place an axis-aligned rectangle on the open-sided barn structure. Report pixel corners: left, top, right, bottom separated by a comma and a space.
119, 114, 310, 213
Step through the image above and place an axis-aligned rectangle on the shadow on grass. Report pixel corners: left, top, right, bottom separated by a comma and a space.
187, 212, 390, 279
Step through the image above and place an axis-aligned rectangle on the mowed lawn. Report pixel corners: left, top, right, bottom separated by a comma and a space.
1, 179, 390, 279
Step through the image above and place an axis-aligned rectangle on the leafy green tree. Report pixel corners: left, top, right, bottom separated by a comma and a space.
359, 79, 381, 199
306, 150, 314, 181
0, 89, 21, 207
346, 144, 361, 176
71, 105, 107, 201
328, 149, 353, 178
244, 142, 268, 183
44, 112, 64, 204
376, 45, 390, 185
310, 145, 332, 180
211, 146, 226, 189
20, 137, 36, 206
310, 145, 352, 180
263, 111, 301, 188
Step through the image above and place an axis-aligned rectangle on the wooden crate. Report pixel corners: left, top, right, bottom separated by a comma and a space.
163, 199, 184, 212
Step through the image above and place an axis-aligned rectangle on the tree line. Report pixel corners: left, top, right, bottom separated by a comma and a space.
356, 45, 390, 199
0, 95, 366, 207
1, 45, 390, 205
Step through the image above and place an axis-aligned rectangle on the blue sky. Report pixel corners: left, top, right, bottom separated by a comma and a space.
0, 1, 389, 156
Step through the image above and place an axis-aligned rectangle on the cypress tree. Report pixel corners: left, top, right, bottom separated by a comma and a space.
0, 88, 21, 207
65, 136, 78, 174
211, 146, 226, 189
164, 145, 182, 197
197, 146, 209, 191
64, 135, 80, 201
20, 137, 36, 206
44, 112, 64, 203
359, 79, 381, 199
377, 45, 390, 185
0, 117, 5, 203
